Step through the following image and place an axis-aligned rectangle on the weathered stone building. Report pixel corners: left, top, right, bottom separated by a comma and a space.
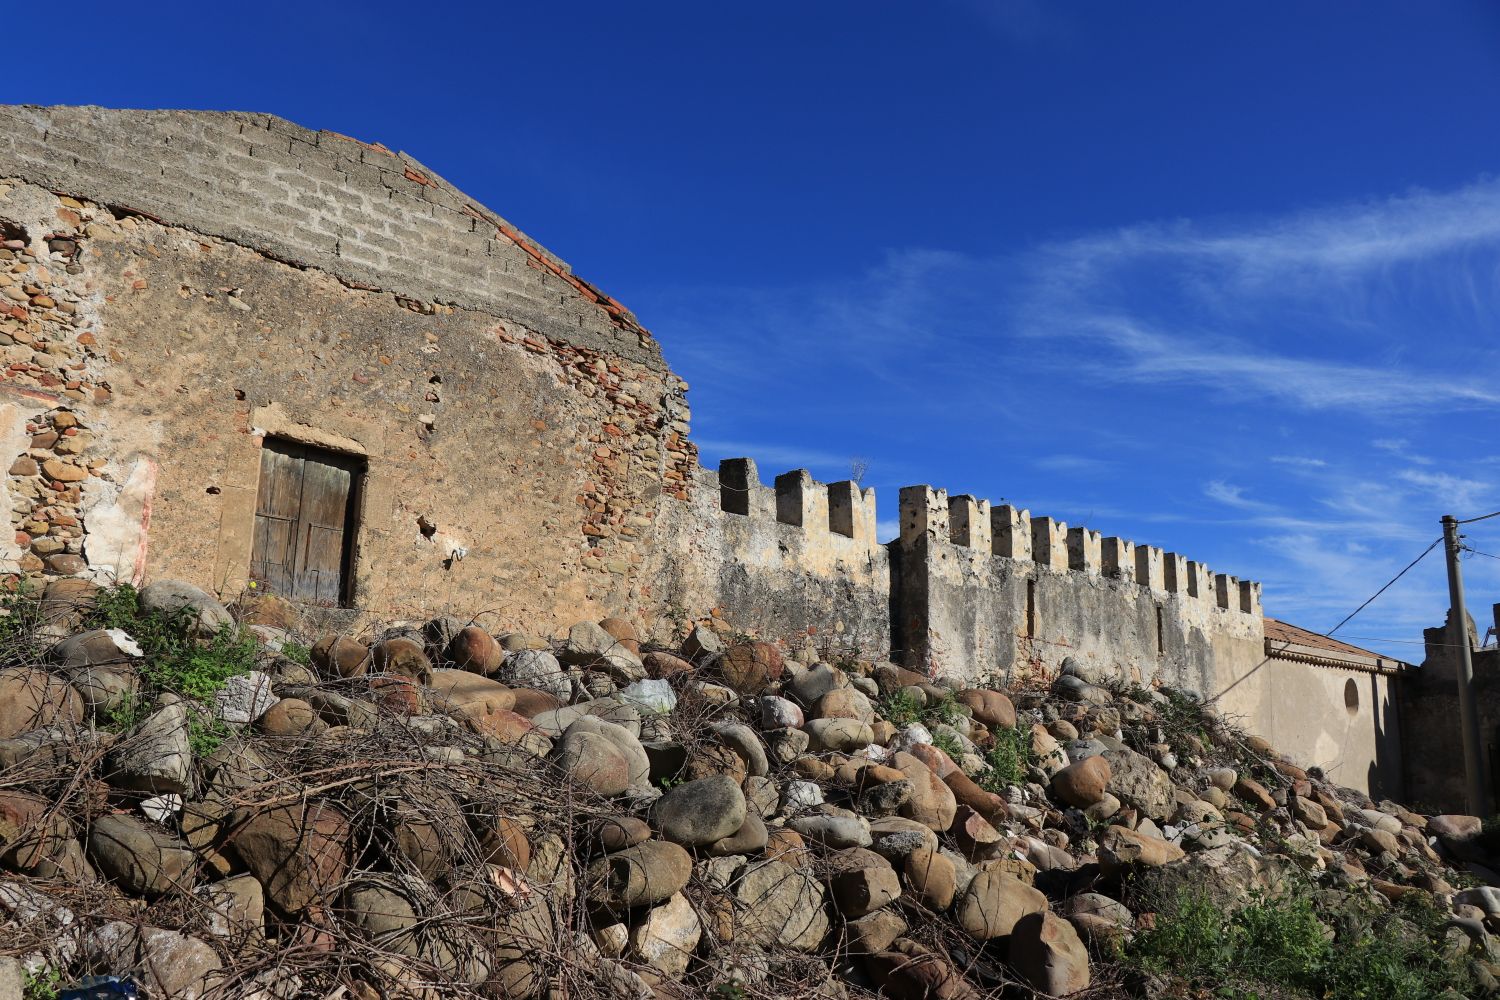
0, 104, 1419, 795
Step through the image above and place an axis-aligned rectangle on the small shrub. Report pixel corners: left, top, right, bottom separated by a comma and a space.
922, 692, 966, 728
23, 968, 60, 1000
930, 729, 965, 762
281, 640, 312, 665
1128, 884, 1476, 1000
980, 725, 1032, 792
878, 689, 923, 728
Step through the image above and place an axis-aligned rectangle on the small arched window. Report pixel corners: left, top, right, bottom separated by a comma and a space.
1343, 678, 1359, 717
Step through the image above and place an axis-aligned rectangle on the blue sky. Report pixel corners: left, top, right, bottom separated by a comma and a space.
11, 1, 1500, 654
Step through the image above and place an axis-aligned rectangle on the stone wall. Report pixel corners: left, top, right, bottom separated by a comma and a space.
890, 485, 1265, 692
0, 106, 694, 629
646, 458, 891, 658
1400, 606, 1500, 813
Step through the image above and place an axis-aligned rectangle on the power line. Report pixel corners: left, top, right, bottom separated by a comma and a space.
1462, 546, 1500, 561
1458, 509, 1500, 525
1325, 536, 1443, 638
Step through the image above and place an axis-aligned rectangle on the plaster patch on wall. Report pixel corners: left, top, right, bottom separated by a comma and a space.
82, 456, 157, 584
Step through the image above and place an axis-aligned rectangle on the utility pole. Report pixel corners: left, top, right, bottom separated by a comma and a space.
1442, 514, 1492, 818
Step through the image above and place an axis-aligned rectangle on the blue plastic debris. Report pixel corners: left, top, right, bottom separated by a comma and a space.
59, 976, 139, 1000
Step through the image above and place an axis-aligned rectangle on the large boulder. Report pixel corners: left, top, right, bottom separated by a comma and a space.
369, 637, 433, 685
0, 790, 77, 873
138, 580, 233, 636
109, 702, 194, 795
1052, 755, 1111, 808
893, 751, 957, 832
652, 775, 746, 846
88, 814, 197, 898
719, 642, 785, 694
735, 859, 830, 951
588, 840, 693, 911
346, 877, 490, 984
0, 667, 83, 739
628, 892, 701, 977
310, 634, 369, 679
1101, 746, 1175, 821
1010, 910, 1091, 996
954, 869, 1047, 940
552, 728, 631, 796
225, 801, 351, 912
956, 689, 1016, 729
1098, 825, 1187, 872
445, 625, 505, 675
560, 621, 645, 682
505, 649, 572, 702
80, 922, 222, 999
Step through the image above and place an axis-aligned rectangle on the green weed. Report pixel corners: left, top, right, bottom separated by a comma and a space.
979, 724, 1032, 792
281, 641, 312, 665
1128, 885, 1476, 1000
878, 689, 923, 728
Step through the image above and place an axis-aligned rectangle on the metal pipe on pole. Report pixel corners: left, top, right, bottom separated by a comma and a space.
1442, 514, 1492, 818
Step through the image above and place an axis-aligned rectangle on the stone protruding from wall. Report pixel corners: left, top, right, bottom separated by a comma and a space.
1067, 527, 1102, 576
900, 485, 949, 545
1240, 580, 1263, 617
992, 504, 1032, 560
775, 469, 828, 530
828, 480, 877, 546
1188, 560, 1212, 600
949, 495, 992, 551
1102, 537, 1135, 580
1163, 553, 1189, 594
1032, 516, 1069, 571
719, 458, 759, 517
1135, 545, 1165, 591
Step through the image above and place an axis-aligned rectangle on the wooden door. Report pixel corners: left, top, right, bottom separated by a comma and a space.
249, 440, 361, 606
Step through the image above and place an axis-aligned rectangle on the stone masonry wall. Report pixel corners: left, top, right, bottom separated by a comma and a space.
647, 458, 891, 658
891, 485, 1266, 692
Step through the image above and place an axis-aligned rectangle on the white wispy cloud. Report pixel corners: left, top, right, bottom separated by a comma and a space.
1395, 469, 1494, 512
1205, 479, 1276, 512
691, 439, 863, 475
1270, 456, 1328, 468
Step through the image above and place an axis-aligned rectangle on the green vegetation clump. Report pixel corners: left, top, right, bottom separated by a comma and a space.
877, 689, 923, 728
929, 729, 965, 763
979, 724, 1032, 792
281, 640, 312, 665
1128, 885, 1477, 1000
86, 584, 256, 751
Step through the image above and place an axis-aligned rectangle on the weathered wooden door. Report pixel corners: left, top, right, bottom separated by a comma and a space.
249, 440, 361, 606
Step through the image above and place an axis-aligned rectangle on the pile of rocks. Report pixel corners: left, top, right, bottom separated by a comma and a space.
0, 580, 1496, 999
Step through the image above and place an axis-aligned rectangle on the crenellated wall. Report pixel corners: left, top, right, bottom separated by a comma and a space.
646, 458, 890, 657
891, 485, 1265, 692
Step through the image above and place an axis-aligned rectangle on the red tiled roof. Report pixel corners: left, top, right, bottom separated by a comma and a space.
1264, 617, 1409, 673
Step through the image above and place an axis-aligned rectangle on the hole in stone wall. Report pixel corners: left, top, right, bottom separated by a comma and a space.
1025, 579, 1037, 638
0, 220, 28, 246
1344, 678, 1359, 717
1155, 605, 1165, 657
417, 516, 437, 539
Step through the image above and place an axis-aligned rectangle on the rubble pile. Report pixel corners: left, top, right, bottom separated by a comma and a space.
0, 579, 1495, 999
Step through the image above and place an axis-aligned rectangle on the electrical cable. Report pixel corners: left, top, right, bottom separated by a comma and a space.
1457, 509, 1500, 525
1324, 536, 1442, 638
